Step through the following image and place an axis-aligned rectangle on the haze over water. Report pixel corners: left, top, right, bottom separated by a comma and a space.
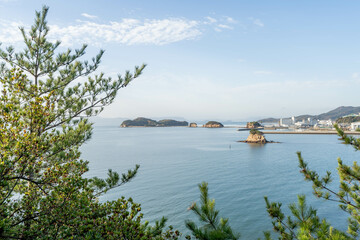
82, 125, 354, 239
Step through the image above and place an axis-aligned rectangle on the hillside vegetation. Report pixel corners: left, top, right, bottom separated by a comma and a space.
336, 115, 360, 124
121, 117, 188, 127
259, 106, 360, 123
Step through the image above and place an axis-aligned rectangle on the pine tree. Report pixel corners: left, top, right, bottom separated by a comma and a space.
0, 7, 179, 239
263, 124, 360, 239
185, 182, 240, 240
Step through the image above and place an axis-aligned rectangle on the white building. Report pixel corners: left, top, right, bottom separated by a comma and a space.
351, 122, 360, 131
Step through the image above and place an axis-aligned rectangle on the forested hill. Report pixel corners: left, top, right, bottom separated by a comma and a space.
258, 106, 360, 123
120, 117, 189, 127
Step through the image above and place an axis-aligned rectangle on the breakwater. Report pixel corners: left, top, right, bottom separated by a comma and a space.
264, 130, 360, 135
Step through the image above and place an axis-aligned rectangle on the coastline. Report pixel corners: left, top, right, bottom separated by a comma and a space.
263, 130, 360, 135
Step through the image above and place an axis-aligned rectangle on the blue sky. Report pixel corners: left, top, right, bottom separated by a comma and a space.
1, 0, 360, 121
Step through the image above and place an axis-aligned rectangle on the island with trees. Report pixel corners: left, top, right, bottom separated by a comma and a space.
202, 121, 224, 128
238, 129, 279, 144
189, 122, 198, 127
120, 117, 188, 127
246, 121, 263, 129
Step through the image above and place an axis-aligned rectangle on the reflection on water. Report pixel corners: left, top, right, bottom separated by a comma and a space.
246, 143, 266, 149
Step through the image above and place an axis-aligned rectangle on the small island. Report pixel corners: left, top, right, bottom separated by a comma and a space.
246, 121, 263, 129
120, 117, 188, 127
189, 123, 198, 128
238, 129, 278, 144
203, 121, 224, 128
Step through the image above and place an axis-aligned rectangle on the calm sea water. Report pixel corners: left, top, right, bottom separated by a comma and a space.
81, 126, 356, 239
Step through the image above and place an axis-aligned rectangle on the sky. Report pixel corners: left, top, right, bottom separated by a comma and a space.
0, 0, 360, 121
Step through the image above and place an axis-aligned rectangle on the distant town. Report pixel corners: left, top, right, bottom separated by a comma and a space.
258, 106, 360, 131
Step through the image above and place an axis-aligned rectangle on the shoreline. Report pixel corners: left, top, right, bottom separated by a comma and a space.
263, 130, 360, 135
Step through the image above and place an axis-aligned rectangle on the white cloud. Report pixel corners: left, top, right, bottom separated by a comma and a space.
217, 24, 233, 30
352, 72, 359, 78
81, 13, 98, 19
0, 18, 202, 46
0, 15, 240, 47
49, 18, 202, 46
205, 16, 217, 24
253, 18, 264, 27
226, 17, 237, 24
204, 16, 237, 32
0, 19, 24, 43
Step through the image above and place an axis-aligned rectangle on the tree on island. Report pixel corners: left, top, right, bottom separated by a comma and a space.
249, 129, 263, 135
246, 121, 262, 129
0, 7, 179, 239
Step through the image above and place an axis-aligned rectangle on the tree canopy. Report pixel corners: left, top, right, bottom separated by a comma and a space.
0, 6, 179, 239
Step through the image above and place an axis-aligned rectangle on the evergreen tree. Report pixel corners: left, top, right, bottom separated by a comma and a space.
263, 124, 360, 239
185, 182, 240, 240
0, 7, 179, 239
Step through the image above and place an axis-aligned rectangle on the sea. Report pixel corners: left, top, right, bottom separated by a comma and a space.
81, 123, 356, 239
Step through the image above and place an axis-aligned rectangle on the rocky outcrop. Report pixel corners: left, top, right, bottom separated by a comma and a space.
203, 121, 224, 128
189, 123, 197, 127
120, 117, 188, 127
246, 121, 262, 129
238, 129, 277, 143
245, 131, 267, 143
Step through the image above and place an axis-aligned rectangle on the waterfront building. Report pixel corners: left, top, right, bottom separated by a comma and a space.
351, 122, 360, 131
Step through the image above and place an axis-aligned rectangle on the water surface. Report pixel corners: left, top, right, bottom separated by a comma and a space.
82, 126, 355, 239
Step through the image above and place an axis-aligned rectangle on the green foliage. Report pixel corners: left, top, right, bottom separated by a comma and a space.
336, 116, 360, 124
0, 7, 179, 239
263, 123, 360, 239
264, 195, 348, 239
250, 129, 263, 135
204, 121, 224, 127
185, 182, 239, 240
247, 121, 262, 129
121, 117, 188, 127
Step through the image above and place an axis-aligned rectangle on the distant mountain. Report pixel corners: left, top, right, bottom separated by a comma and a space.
258, 106, 360, 123
257, 117, 279, 123
316, 106, 360, 120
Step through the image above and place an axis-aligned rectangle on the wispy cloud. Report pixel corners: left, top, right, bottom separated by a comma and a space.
0, 19, 24, 43
0, 15, 240, 46
352, 72, 359, 78
205, 16, 237, 32
81, 13, 98, 19
217, 24, 233, 30
205, 16, 217, 24
226, 17, 237, 24
252, 18, 264, 27
0, 18, 202, 46
50, 18, 202, 46
214, 23, 233, 32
